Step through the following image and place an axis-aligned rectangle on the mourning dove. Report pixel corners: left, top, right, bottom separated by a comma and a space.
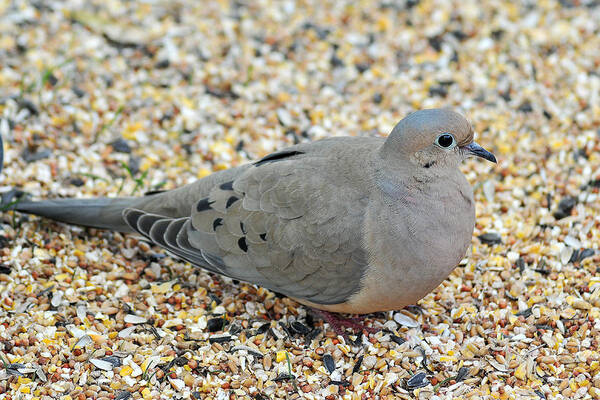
7, 109, 495, 315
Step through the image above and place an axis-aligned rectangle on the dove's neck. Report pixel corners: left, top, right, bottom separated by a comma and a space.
373, 157, 430, 199
372, 157, 472, 213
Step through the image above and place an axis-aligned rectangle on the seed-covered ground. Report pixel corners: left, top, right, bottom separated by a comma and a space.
1, 0, 599, 399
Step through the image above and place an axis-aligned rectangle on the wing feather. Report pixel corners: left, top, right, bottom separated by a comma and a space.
123, 145, 369, 305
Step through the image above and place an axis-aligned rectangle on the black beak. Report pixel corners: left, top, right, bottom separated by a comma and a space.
462, 142, 497, 163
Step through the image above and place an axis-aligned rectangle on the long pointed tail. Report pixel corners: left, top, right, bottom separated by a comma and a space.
13, 197, 136, 232
5, 182, 202, 233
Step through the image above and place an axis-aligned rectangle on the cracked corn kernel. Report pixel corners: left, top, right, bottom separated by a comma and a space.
120, 365, 133, 376
275, 351, 287, 363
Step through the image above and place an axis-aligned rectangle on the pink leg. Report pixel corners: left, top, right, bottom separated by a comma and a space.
315, 310, 379, 336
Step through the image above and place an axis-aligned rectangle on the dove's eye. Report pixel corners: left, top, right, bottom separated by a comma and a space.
436, 133, 456, 149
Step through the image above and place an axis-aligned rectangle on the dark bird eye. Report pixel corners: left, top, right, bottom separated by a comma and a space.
436, 133, 455, 148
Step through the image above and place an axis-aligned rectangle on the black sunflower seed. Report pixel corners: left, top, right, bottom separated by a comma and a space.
406, 371, 429, 389
478, 232, 502, 245
101, 356, 122, 368
208, 335, 232, 344
352, 356, 363, 373
207, 318, 225, 332
290, 321, 310, 335
323, 354, 335, 373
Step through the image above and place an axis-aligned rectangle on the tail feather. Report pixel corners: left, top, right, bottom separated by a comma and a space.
8, 184, 200, 233
3, 164, 251, 233
13, 198, 136, 232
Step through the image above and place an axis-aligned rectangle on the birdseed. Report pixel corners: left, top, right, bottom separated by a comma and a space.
1, 0, 600, 399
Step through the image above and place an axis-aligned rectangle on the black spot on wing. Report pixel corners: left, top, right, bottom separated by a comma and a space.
213, 218, 223, 230
238, 237, 248, 252
226, 196, 239, 209
254, 150, 304, 166
240, 222, 246, 234
423, 161, 435, 168
144, 189, 168, 196
259, 233, 267, 241
197, 198, 214, 212
219, 181, 234, 190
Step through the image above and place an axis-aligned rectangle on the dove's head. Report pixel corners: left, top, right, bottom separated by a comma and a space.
381, 108, 496, 174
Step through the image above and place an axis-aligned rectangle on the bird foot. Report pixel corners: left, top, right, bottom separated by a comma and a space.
314, 310, 379, 337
